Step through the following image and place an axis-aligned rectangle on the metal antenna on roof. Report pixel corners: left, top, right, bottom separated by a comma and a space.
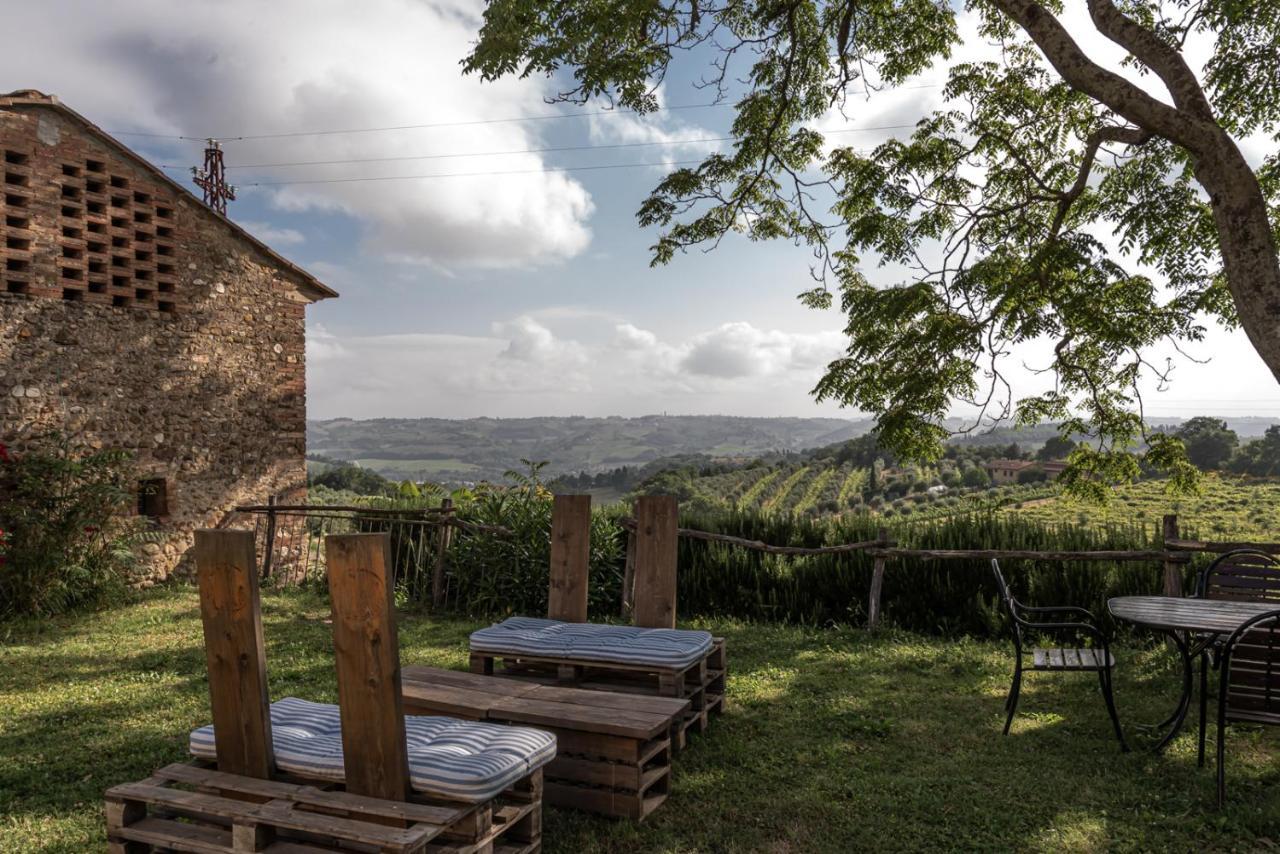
191, 139, 237, 215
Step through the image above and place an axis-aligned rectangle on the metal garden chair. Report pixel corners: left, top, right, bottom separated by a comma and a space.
1194, 549, 1280, 766
991, 559, 1127, 750
1214, 608, 1280, 807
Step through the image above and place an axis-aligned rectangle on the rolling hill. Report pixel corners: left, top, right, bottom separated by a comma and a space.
307, 415, 873, 483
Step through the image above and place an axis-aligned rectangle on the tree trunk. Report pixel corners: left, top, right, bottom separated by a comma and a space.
1192, 137, 1280, 383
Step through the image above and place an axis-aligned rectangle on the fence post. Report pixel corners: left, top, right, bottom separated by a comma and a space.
867, 526, 888, 631
548, 494, 592, 623
1162, 513, 1182, 597
431, 497, 454, 610
260, 494, 277, 580
632, 495, 679, 629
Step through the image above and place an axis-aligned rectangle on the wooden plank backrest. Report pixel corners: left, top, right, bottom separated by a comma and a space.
548, 494, 592, 622
193, 529, 275, 779
325, 533, 412, 802
632, 495, 679, 629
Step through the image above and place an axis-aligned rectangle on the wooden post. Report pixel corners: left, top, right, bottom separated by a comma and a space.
431, 497, 454, 609
325, 533, 411, 802
1162, 514, 1182, 597
194, 529, 275, 779
621, 527, 637, 619
260, 494, 277, 580
632, 495, 679, 629
867, 527, 888, 631
548, 494, 592, 622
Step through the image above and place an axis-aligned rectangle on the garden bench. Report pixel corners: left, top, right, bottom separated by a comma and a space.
403, 665, 689, 820
105, 530, 548, 854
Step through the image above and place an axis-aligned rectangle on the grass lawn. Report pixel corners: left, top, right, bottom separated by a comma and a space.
2, 588, 1279, 852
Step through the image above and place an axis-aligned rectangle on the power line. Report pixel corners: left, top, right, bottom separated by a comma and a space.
239, 159, 712, 187
215, 123, 914, 171
108, 83, 940, 142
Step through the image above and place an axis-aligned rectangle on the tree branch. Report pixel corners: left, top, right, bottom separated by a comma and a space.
1049, 124, 1151, 237
1084, 0, 1216, 122
987, 0, 1212, 152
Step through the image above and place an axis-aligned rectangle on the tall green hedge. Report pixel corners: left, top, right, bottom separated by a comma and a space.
435, 499, 1204, 638
673, 509, 1198, 635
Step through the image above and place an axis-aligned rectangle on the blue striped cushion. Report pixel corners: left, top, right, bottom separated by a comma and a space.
189, 697, 555, 803
470, 616, 714, 669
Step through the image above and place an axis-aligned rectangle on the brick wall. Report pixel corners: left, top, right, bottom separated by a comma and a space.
0, 102, 323, 581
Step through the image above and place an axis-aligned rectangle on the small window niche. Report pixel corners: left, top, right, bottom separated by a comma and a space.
137, 478, 169, 520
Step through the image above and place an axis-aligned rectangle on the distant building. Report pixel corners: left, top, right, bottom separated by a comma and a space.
1040, 460, 1069, 480
984, 459, 1069, 485
0, 90, 338, 580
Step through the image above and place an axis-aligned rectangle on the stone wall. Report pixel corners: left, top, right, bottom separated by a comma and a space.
0, 101, 322, 581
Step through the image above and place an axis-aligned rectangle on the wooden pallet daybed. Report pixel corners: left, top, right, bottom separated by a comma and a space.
466, 495, 727, 745
105, 531, 548, 854
402, 666, 689, 821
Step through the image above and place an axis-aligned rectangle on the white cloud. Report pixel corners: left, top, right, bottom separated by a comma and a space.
0, 0, 619, 269
680, 322, 844, 378
240, 221, 306, 246
585, 86, 723, 170
306, 316, 852, 418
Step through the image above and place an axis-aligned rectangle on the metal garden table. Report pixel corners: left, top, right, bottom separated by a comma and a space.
1108, 595, 1279, 752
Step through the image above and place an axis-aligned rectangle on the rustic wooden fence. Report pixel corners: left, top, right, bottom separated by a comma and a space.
616, 507, 1257, 631
240, 493, 1272, 632
235, 498, 508, 605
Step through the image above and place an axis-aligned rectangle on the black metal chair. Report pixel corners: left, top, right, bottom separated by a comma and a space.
991, 559, 1127, 750
1215, 608, 1280, 807
1194, 550, 1280, 765
1196, 549, 1280, 604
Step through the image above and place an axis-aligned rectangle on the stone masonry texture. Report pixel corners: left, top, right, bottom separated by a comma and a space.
0, 93, 336, 581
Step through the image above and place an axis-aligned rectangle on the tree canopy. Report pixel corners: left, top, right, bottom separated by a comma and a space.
1172, 415, 1238, 469
465, 0, 1280, 498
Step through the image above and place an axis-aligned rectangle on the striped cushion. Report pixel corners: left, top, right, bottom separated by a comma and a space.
189, 697, 555, 803
470, 616, 714, 669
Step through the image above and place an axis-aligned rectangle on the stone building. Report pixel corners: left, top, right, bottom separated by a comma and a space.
0, 90, 337, 579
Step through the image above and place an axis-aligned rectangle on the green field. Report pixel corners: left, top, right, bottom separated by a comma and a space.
4, 587, 1279, 851
1005, 474, 1280, 539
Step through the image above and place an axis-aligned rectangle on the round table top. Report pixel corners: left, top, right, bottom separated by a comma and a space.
1108, 595, 1280, 634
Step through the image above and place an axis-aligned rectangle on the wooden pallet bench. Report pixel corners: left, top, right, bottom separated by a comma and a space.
105, 762, 540, 854
103, 532, 547, 854
469, 638, 726, 750
402, 666, 688, 821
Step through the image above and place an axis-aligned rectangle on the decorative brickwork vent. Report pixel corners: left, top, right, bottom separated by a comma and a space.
54, 158, 178, 311
1, 149, 32, 295
0, 147, 178, 309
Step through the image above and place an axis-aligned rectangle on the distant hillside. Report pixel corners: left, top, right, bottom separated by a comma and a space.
307, 415, 874, 483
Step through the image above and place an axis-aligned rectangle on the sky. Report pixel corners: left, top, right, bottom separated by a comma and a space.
4, 0, 1280, 423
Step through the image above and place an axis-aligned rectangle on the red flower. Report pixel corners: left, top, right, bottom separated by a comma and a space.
0, 443, 10, 463
84, 526, 99, 534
